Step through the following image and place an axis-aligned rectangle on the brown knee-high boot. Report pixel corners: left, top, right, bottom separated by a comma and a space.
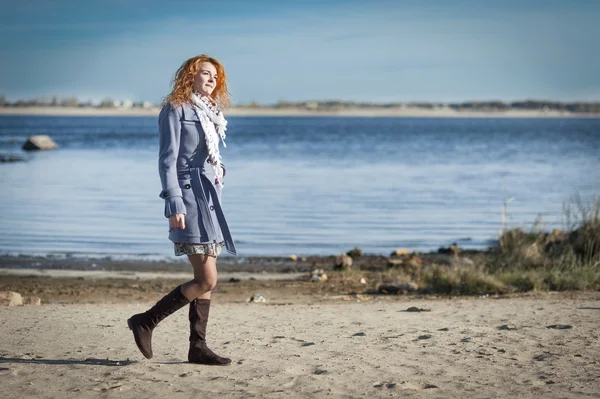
188, 299, 231, 365
127, 285, 190, 359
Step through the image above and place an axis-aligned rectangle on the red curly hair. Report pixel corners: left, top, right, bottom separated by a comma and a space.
164, 54, 231, 108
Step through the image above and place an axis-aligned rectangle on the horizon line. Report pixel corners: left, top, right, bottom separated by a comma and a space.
2, 96, 599, 107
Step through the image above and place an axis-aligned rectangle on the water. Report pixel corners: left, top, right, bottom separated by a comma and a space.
1, 115, 598, 260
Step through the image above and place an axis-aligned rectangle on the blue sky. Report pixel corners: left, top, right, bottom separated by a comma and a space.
0, 0, 598, 104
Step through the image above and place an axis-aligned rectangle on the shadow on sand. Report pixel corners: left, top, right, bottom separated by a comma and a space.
0, 357, 136, 367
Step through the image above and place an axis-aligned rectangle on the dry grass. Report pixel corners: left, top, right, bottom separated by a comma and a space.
490, 194, 600, 291
323, 194, 600, 296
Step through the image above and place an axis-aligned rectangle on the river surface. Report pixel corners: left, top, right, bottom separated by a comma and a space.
1, 115, 598, 260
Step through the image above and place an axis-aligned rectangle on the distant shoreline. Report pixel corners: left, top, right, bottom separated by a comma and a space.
1, 106, 599, 118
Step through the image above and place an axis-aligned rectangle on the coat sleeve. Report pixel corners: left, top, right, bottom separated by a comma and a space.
158, 103, 186, 217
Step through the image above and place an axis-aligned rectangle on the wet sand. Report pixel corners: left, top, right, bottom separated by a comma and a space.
1, 293, 599, 398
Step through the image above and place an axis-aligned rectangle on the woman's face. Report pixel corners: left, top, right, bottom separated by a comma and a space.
194, 62, 218, 97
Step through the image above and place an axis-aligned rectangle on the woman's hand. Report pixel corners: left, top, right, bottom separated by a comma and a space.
169, 213, 186, 230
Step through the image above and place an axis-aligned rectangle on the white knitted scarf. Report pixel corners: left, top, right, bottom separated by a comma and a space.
190, 93, 228, 183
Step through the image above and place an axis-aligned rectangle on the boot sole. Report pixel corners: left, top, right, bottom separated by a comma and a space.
188, 360, 232, 366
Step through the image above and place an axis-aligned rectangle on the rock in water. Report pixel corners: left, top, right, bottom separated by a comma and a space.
22, 135, 59, 151
0, 153, 26, 163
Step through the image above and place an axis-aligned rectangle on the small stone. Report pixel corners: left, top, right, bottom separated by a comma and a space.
460, 338, 471, 343
346, 247, 363, 258
546, 324, 572, 330
385, 383, 396, 389
334, 253, 353, 270
418, 334, 432, 340
387, 254, 422, 271
390, 248, 410, 257
352, 332, 366, 337
247, 295, 267, 303
533, 354, 551, 361
289, 254, 298, 261
0, 291, 23, 306
310, 269, 328, 282
406, 306, 430, 312
373, 382, 384, 388
301, 342, 315, 347
424, 384, 439, 389
313, 369, 327, 375
360, 278, 367, 284
497, 324, 517, 331
378, 283, 418, 294
438, 328, 449, 331
438, 243, 461, 255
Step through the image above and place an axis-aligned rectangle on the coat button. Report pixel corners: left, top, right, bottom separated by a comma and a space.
210, 205, 215, 211
184, 184, 191, 189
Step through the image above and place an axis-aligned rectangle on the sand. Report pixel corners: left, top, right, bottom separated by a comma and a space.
1, 293, 599, 398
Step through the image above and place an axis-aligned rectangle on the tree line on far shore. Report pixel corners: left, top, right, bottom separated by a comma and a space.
248, 99, 600, 113
2, 95, 600, 113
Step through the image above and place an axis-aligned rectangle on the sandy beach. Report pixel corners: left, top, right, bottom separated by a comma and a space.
1, 106, 598, 118
1, 290, 599, 398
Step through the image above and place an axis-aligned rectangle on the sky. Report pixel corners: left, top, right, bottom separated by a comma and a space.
0, 0, 599, 104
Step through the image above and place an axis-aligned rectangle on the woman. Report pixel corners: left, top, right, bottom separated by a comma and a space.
127, 54, 236, 366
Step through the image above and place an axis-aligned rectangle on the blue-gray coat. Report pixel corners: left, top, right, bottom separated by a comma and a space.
157, 102, 237, 255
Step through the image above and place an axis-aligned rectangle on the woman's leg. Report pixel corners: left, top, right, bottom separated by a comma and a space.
182, 253, 231, 365
180, 253, 218, 300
